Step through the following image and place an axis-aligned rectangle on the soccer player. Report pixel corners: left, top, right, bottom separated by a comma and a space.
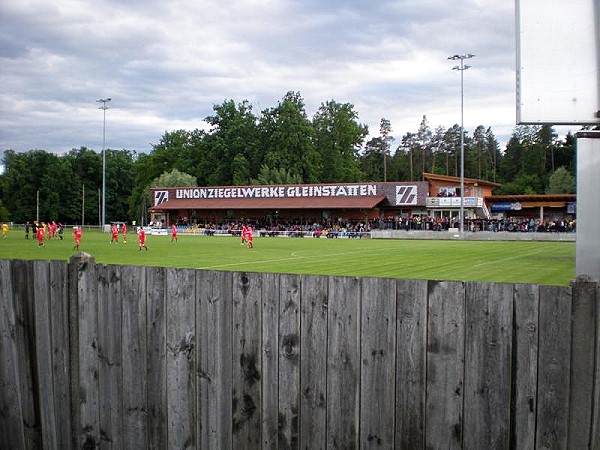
73, 226, 82, 251
241, 224, 247, 245
1, 222, 8, 240
110, 223, 119, 244
37, 225, 45, 248
121, 222, 127, 243
246, 224, 253, 249
138, 227, 148, 251
50, 221, 58, 239
171, 223, 178, 243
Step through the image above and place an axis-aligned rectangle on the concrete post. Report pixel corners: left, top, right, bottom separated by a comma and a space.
576, 131, 600, 280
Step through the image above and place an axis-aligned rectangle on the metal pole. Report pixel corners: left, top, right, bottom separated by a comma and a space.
460, 60, 465, 234
97, 97, 111, 231
98, 188, 101, 229
448, 54, 474, 234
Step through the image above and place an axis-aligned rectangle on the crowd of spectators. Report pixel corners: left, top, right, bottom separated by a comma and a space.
179, 219, 370, 238
173, 215, 576, 236
373, 216, 576, 233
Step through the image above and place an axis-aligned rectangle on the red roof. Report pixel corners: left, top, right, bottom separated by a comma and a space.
150, 196, 386, 211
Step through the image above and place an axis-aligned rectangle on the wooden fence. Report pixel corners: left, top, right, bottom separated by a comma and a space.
0, 254, 599, 449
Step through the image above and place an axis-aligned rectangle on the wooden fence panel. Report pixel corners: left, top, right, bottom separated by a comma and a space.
146, 266, 167, 450
463, 282, 513, 450
425, 280, 465, 450
196, 269, 233, 450
512, 283, 539, 450
360, 277, 396, 449
32, 261, 58, 450
73, 255, 100, 449
299, 274, 328, 450
98, 264, 123, 450
568, 278, 596, 449
327, 276, 360, 450
261, 272, 279, 449
121, 265, 147, 449
232, 272, 262, 449
395, 278, 428, 449
278, 273, 301, 449
166, 268, 196, 449
5, 258, 600, 449
536, 285, 572, 450
0, 260, 26, 450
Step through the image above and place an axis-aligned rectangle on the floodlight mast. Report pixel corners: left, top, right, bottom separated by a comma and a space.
97, 97, 111, 231
448, 54, 475, 235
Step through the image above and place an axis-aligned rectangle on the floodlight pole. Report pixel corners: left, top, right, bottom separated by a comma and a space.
97, 97, 111, 231
449, 53, 474, 235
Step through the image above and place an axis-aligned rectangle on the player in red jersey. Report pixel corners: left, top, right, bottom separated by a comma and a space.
121, 222, 127, 243
246, 225, 253, 249
171, 223, 178, 243
110, 223, 119, 244
241, 224, 247, 245
72, 226, 82, 251
138, 227, 148, 251
36, 225, 45, 248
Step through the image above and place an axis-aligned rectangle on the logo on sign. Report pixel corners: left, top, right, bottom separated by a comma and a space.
395, 185, 417, 205
154, 191, 169, 206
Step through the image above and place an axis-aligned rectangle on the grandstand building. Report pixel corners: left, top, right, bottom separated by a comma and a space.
150, 181, 428, 227
149, 173, 517, 227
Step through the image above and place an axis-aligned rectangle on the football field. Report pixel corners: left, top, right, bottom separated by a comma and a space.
0, 229, 575, 286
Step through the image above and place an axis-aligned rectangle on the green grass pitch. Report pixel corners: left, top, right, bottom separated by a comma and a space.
0, 229, 575, 286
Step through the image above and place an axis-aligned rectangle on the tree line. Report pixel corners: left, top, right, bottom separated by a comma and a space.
0, 91, 577, 225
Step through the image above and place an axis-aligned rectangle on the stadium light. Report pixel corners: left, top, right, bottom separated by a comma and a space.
97, 97, 111, 231
448, 54, 474, 234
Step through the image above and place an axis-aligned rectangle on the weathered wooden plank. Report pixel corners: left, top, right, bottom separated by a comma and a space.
232, 271, 262, 449
12, 259, 42, 449
146, 266, 167, 450
0, 259, 26, 449
261, 272, 279, 449
299, 274, 328, 450
536, 284, 572, 450
196, 269, 233, 450
68, 255, 82, 450
97, 264, 123, 449
327, 275, 360, 450
568, 277, 596, 449
463, 282, 513, 450
32, 260, 58, 450
395, 278, 428, 450
73, 254, 100, 449
360, 277, 396, 449
48, 260, 71, 450
121, 265, 148, 449
166, 267, 196, 449
278, 273, 300, 449
425, 280, 465, 450
511, 283, 539, 450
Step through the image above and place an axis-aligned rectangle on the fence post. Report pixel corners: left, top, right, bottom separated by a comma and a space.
572, 275, 600, 449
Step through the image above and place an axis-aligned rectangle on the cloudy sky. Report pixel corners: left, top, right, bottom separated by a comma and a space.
0, 0, 582, 159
